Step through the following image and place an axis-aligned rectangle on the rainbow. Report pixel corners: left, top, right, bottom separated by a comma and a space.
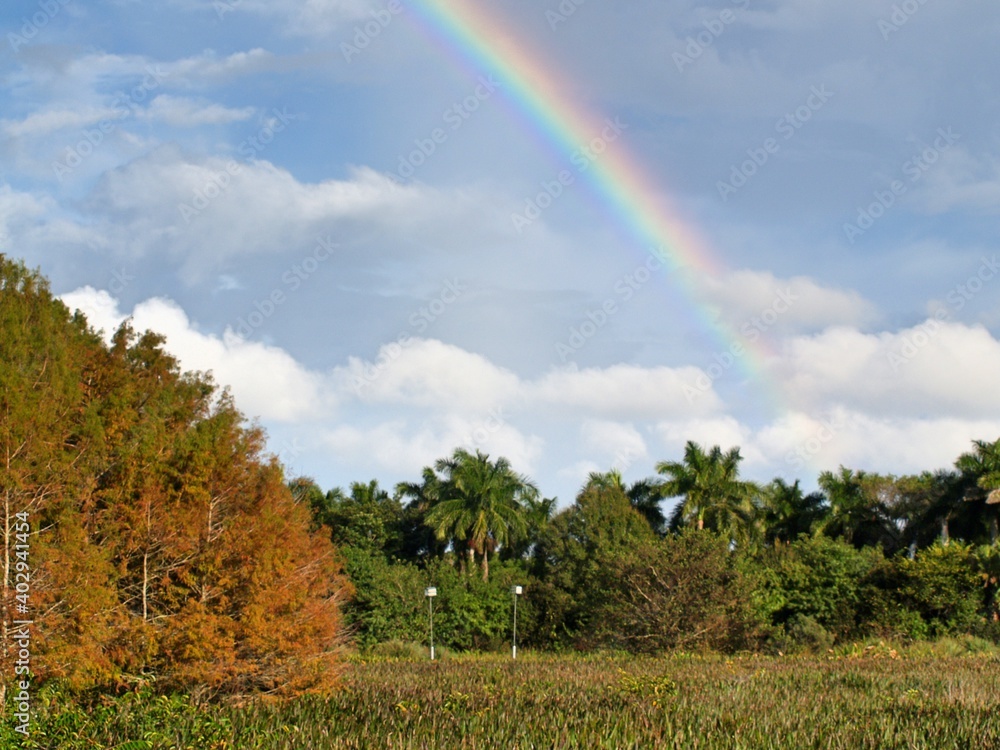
405, 0, 780, 405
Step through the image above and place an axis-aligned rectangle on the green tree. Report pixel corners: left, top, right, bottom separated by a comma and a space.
656, 442, 759, 544
532, 473, 656, 648
759, 478, 828, 546
956, 438, 1000, 544
424, 449, 537, 580
818, 468, 901, 552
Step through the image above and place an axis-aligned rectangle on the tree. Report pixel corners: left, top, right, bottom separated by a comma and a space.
531, 473, 656, 647
308, 479, 404, 556
627, 478, 667, 536
759, 478, 827, 546
656, 442, 759, 544
956, 438, 1000, 544
424, 449, 537, 580
598, 529, 762, 653
395, 467, 449, 563
818, 468, 902, 552
0, 257, 352, 699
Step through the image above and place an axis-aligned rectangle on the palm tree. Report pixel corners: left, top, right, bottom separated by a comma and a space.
956, 438, 1000, 544
759, 478, 827, 546
817, 468, 901, 551
425, 449, 537, 580
395, 467, 449, 561
655, 441, 759, 544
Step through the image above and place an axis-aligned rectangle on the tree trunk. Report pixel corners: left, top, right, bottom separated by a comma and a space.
467, 543, 475, 576
142, 550, 149, 621
482, 547, 489, 581
940, 517, 950, 546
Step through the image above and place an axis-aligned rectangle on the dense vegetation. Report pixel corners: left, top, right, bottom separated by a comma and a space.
0, 257, 350, 707
302, 443, 1000, 657
4, 648, 1000, 748
2, 255, 1000, 746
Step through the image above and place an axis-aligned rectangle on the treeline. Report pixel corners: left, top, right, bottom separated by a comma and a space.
0, 257, 350, 704
301, 443, 1000, 655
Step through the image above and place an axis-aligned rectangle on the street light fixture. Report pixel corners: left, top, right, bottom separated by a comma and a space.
511, 585, 523, 660
425, 587, 437, 660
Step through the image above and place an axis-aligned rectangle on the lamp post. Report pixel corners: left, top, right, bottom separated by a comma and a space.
425, 587, 437, 660
511, 585, 523, 660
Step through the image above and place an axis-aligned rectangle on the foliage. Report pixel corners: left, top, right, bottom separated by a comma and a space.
657, 441, 759, 545
6, 653, 1000, 748
424, 449, 538, 580
596, 529, 764, 653
0, 257, 350, 701
754, 535, 882, 639
531, 475, 656, 648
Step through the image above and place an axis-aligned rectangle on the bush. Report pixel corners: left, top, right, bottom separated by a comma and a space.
595, 529, 764, 653
756, 536, 881, 639
786, 615, 835, 653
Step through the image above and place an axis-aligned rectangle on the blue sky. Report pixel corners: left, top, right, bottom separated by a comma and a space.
3, 0, 1000, 504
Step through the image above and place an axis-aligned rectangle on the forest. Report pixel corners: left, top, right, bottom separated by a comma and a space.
2, 253, 999, 710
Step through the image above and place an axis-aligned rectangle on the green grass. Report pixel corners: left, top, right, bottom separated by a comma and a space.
5, 647, 1000, 748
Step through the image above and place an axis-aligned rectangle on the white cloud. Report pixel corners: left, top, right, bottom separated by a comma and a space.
775, 320, 1000, 418
3, 107, 125, 138
323, 415, 544, 478
580, 420, 648, 465
702, 269, 879, 333
528, 364, 721, 418
140, 96, 256, 127
341, 338, 521, 413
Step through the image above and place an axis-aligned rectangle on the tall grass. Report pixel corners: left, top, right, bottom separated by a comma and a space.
4, 645, 1000, 748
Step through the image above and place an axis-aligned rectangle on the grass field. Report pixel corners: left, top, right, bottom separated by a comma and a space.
7, 643, 1000, 748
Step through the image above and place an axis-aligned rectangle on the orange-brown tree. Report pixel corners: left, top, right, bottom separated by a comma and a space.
0, 256, 350, 702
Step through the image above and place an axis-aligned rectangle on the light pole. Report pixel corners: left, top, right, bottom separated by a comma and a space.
425, 587, 437, 660
511, 585, 523, 659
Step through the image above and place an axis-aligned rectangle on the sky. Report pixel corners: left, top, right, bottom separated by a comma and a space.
2, 0, 1000, 505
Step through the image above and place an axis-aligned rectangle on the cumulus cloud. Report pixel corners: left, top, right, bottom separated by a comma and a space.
528, 364, 721, 418
775, 319, 1000, 418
